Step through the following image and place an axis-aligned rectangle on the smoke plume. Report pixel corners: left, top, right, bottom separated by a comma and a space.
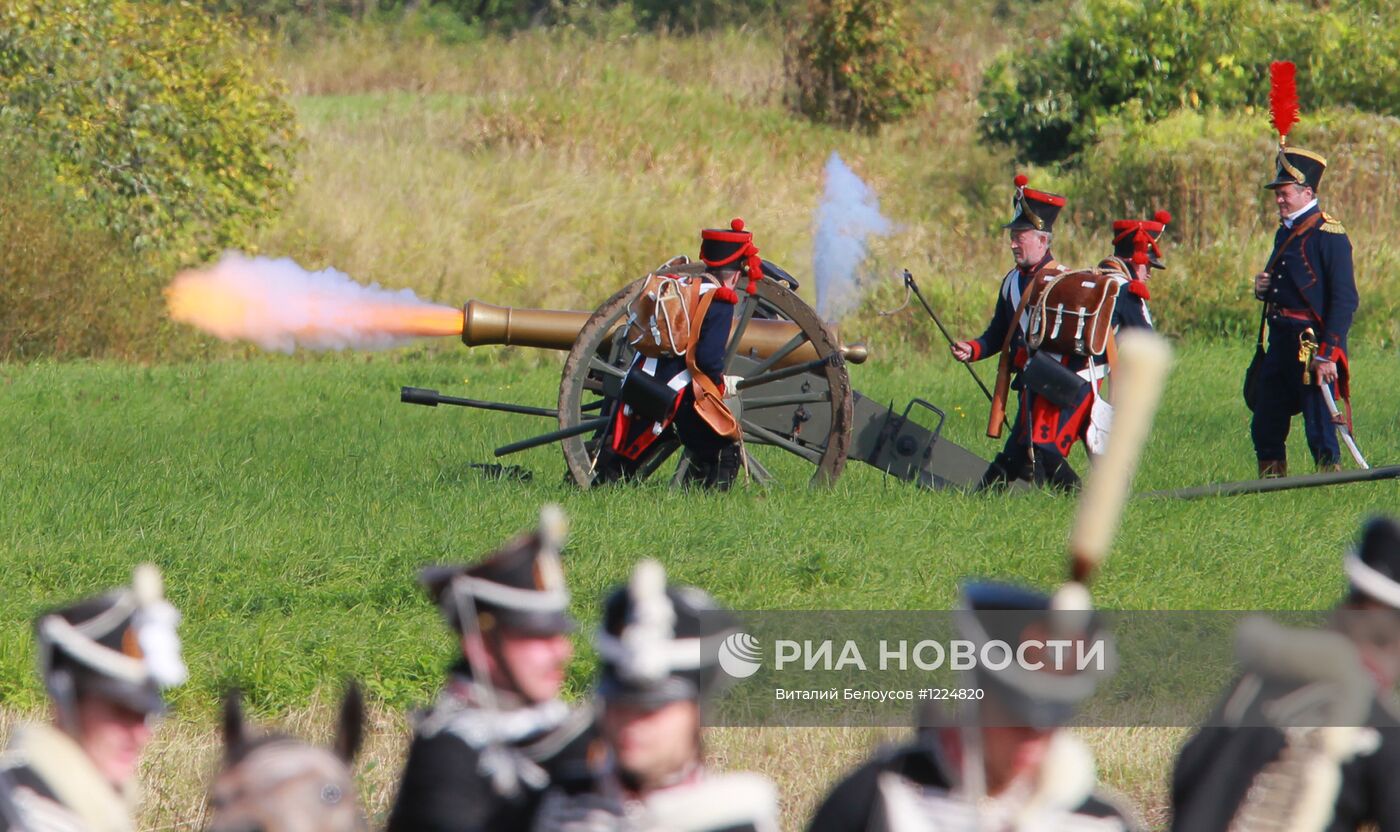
166, 253, 462, 353
813, 152, 893, 321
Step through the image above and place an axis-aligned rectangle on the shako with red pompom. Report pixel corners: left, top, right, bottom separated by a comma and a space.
1004, 173, 1067, 233
1264, 60, 1328, 190
1110, 209, 1172, 273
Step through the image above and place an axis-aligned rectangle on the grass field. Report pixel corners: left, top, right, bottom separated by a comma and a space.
2, 340, 1397, 827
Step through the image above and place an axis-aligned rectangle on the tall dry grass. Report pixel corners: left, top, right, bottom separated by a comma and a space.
0, 705, 1179, 831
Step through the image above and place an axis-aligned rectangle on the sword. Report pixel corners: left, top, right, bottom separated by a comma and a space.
1321, 384, 1369, 469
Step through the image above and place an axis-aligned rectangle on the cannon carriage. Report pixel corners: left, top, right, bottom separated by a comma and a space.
401, 262, 990, 489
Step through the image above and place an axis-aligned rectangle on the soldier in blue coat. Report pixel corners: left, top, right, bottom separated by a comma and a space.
952, 175, 1087, 492
387, 506, 595, 832
1171, 517, 1400, 831
599, 221, 752, 490
1250, 146, 1359, 476
1101, 210, 1172, 332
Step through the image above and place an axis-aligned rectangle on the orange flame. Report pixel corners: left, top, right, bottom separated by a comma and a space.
165, 255, 464, 352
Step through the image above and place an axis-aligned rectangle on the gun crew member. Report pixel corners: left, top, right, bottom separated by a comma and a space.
1172, 516, 1400, 831
601, 220, 760, 490
0, 566, 187, 832
534, 560, 780, 832
952, 175, 1090, 492
808, 582, 1141, 832
387, 505, 595, 832
1099, 210, 1172, 332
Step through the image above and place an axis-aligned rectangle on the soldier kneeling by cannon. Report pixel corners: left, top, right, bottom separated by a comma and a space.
595, 220, 766, 490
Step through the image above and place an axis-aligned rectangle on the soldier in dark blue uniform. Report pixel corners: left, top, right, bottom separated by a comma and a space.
601, 221, 753, 490
1171, 516, 1400, 831
1101, 210, 1172, 332
0, 566, 187, 832
532, 560, 780, 832
387, 505, 595, 832
953, 175, 1089, 492
1250, 146, 1358, 476
808, 582, 1141, 832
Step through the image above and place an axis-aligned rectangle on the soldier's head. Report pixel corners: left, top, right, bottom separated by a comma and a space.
1110, 210, 1172, 281
595, 560, 736, 792
1004, 174, 1064, 268
1266, 148, 1325, 217
700, 218, 760, 289
1337, 516, 1400, 689
943, 582, 1114, 790
36, 564, 187, 788
421, 505, 576, 705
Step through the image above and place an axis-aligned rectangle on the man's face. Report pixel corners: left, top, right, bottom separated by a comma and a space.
602, 699, 700, 790
981, 724, 1054, 788
1133, 261, 1150, 282
1009, 229, 1049, 269
73, 695, 153, 788
1274, 183, 1315, 218
470, 630, 574, 704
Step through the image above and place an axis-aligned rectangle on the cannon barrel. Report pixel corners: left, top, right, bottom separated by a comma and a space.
461, 300, 868, 365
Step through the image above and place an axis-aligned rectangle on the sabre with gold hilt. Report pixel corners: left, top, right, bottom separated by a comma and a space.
1300, 328, 1369, 469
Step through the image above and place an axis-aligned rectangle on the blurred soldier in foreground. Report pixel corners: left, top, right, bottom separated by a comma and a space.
1099, 210, 1171, 332
387, 505, 594, 832
808, 582, 1141, 832
600, 220, 759, 490
534, 560, 780, 832
951, 175, 1087, 492
1171, 516, 1400, 831
0, 565, 187, 832
1247, 62, 1358, 476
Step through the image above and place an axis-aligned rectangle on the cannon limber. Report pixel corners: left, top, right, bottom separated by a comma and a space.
401, 262, 992, 489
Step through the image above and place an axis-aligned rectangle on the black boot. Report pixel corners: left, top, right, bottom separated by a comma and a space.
681, 456, 715, 488
709, 444, 743, 491
1034, 454, 1081, 492
972, 462, 1013, 493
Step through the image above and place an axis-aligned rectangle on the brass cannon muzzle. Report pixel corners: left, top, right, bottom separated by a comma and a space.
461, 300, 867, 365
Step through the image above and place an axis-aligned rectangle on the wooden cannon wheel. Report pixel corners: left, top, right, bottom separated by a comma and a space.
558, 266, 854, 489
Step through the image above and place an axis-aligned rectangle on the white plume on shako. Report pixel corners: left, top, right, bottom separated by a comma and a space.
165, 253, 463, 353
812, 152, 894, 322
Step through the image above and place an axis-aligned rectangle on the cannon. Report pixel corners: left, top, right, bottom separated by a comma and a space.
401, 262, 990, 489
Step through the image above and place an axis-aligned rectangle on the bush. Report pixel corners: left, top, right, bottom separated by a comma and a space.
1037, 108, 1400, 340
977, 0, 1400, 164
630, 0, 785, 30
0, 143, 164, 360
785, 0, 936, 132
0, 0, 300, 261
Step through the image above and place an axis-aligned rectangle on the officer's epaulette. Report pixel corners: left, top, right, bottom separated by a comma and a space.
1321, 212, 1346, 234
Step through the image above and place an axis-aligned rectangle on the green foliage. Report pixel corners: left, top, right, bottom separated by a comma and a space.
978, 0, 1400, 163
1043, 108, 1400, 342
0, 142, 164, 360
630, 0, 785, 30
785, 0, 936, 132
0, 0, 300, 260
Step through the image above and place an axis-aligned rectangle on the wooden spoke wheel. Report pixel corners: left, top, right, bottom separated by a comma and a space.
559, 265, 854, 489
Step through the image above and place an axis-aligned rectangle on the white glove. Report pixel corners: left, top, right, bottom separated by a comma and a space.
723, 375, 742, 398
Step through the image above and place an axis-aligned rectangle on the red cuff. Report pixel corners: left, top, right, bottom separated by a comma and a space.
969, 341, 984, 361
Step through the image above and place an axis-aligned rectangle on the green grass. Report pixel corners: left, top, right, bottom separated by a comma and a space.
3, 341, 1397, 716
